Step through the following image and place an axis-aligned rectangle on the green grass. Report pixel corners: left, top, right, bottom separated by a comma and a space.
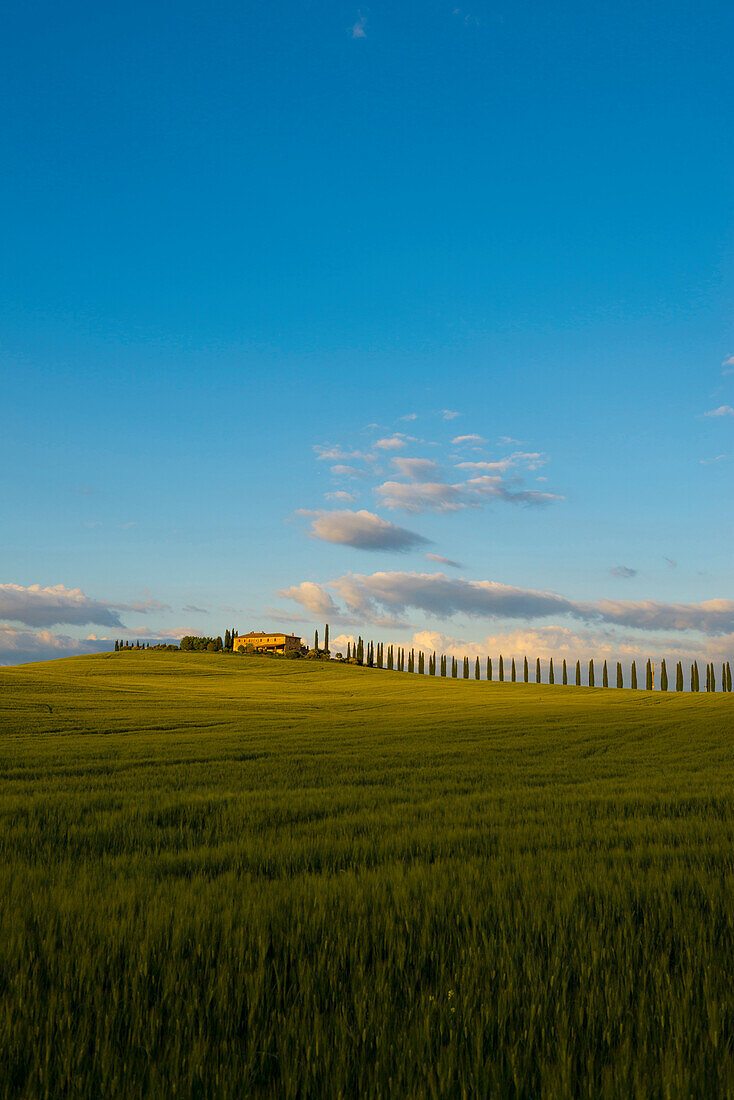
1, 651, 733, 1098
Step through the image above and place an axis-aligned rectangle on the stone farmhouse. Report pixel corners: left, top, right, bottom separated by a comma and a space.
233, 631, 302, 655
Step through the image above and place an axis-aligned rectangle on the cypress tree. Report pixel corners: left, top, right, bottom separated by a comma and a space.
114, 640, 119, 652
676, 661, 683, 692
224, 630, 230, 651
441, 654, 446, 677
631, 661, 638, 690
451, 657, 458, 678
324, 624, 330, 654
576, 660, 581, 687
588, 659, 594, 688
660, 659, 668, 692
710, 664, 716, 692
463, 656, 469, 679
346, 642, 351, 661
722, 663, 727, 693
690, 663, 695, 692
487, 657, 492, 681
511, 658, 516, 683
499, 655, 504, 682
314, 629, 319, 653
408, 650, 414, 674
536, 657, 541, 684
645, 659, 652, 691
602, 660, 608, 689
523, 656, 529, 683
727, 663, 732, 692
549, 658, 554, 685
617, 661, 623, 689
432, 651, 437, 676
475, 656, 480, 680
563, 658, 568, 685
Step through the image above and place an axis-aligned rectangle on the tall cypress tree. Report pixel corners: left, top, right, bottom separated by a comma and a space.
588, 659, 594, 688
499, 655, 504, 682
451, 657, 458, 678
314, 629, 319, 653
549, 658, 555, 685
535, 657, 541, 684
631, 661, 638, 690
324, 624, 330, 654
487, 657, 492, 681
645, 659, 653, 691
602, 660, 608, 688
441, 654, 446, 677
511, 658, 516, 683
475, 656, 480, 680
432, 651, 437, 676
660, 659, 668, 692
727, 662, 732, 693
463, 656, 469, 679
523, 656, 529, 683
576, 660, 581, 687
563, 658, 568, 685
114, 640, 119, 652
617, 661, 623, 689
710, 664, 716, 692
676, 661, 683, 692
722, 663, 727, 693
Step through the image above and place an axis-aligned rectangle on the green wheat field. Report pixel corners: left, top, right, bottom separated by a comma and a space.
1, 651, 733, 1098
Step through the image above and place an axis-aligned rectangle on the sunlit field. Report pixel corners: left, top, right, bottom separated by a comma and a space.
1, 652, 733, 1098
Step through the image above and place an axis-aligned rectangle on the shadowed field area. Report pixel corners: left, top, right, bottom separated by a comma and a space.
1, 651, 733, 1098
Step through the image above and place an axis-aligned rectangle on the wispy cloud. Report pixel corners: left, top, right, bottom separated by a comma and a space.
451, 434, 485, 445
391, 457, 441, 482
699, 455, 727, 466
351, 13, 367, 38
425, 553, 462, 569
299, 509, 429, 552
399, 413, 418, 421
375, 475, 562, 513
664, 557, 677, 568
704, 405, 734, 418
455, 452, 547, 473
722, 354, 734, 374
610, 566, 637, 579
330, 464, 370, 479
373, 434, 413, 451
325, 490, 358, 502
441, 410, 460, 420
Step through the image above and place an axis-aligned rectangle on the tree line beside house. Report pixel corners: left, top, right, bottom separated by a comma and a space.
114, 626, 733, 693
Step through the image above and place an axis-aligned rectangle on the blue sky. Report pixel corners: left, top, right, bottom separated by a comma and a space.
2, 0, 733, 667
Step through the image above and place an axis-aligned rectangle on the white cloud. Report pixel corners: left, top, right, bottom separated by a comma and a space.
351, 13, 367, 37
314, 445, 371, 462
0, 583, 127, 629
375, 480, 469, 513
373, 435, 411, 451
276, 581, 341, 619
399, 413, 418, 421
704, 406, 734, 418
721, 354, 734, 374
699, 455, 727, 465
331, 633, 356, 653
410, 626, 730, 664
455, 452, 547, 473
279, 569, 734, 636
425, 553, 462, 569
391, 457, 441, 481
301, 509, 430, 552
441, 410, 460, 420
325, 490, 358, 502
466, 476, 562, 506
451, 434, 485, 445
0, 625, 113, 666
330, 464, 369, 479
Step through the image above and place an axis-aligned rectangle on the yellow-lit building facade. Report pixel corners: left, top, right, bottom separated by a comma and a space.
233, 631, 302, 654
